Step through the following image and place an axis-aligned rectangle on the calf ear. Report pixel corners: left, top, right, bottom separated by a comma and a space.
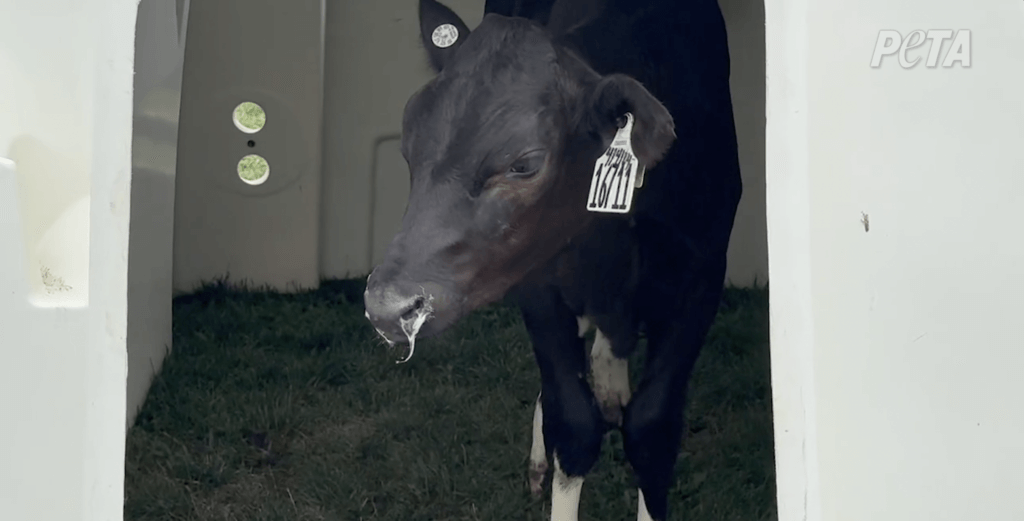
581, 74, 676, 169
419, 0, 471, 72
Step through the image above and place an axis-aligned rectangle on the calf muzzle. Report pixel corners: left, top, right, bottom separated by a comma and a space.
363, 271, 442, 345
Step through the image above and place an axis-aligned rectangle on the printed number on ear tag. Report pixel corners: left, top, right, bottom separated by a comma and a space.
587, 113, 642, 214
432, 24, 459, 48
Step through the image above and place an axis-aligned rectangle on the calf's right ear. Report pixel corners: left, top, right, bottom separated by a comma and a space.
580, 74, 676, 170
419, 0, 471, 73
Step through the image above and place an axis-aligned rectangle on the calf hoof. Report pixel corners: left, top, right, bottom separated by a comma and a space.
528, 459, 548, 497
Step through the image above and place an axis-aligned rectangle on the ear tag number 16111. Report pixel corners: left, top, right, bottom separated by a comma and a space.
586, 112, 645, 214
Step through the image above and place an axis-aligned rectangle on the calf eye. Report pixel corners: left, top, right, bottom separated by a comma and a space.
506, 150, 546, 179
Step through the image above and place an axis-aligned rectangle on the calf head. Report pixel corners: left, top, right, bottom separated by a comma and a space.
363, 0, 676, 355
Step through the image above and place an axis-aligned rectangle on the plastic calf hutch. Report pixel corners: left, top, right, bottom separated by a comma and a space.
0, 1, 1021, 521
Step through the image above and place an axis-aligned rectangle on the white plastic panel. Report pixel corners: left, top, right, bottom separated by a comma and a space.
319, 0, 484, 278
126, 0, 189, 428
0, 2, 94, 308
370, 136, 412, 266
720, 0, 768, 287
767, 0, 1024, 520
173, 0, 324, 293
0, 0, 137, 519
0, 159, 26, 289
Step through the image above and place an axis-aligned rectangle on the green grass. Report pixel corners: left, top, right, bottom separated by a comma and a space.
125, 279, 775, 521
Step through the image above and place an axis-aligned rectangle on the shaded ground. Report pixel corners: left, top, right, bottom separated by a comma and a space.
125, 279, 775, 520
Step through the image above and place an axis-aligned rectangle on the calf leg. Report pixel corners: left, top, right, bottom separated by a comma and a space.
516, 285, 605, 521
530, 316, 595, 497
623, 266, 726, 521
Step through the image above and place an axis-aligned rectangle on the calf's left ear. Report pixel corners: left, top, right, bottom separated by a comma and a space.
581, 74, 676, 169
419, 0, 472, 73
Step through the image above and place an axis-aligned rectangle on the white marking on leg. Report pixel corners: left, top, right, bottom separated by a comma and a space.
529, 392, 547, 496
590, 328, 630, 424
576, 316, 592, 337
637, 489, 654, 521
550, 455, 584, 521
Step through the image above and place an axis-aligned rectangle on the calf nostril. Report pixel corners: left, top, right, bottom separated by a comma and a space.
400, 296, 426, 321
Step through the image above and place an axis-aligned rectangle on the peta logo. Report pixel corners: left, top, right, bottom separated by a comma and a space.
870, 29, 971, 68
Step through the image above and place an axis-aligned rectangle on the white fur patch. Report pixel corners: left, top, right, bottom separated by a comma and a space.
590, 329, 630, 424
576, 316, 593, 337
551, 456, 584, 521
637, 489, 654, 521
529, 393, 547, 496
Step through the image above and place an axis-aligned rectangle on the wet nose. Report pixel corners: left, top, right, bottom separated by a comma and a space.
364, 276, 428, 336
